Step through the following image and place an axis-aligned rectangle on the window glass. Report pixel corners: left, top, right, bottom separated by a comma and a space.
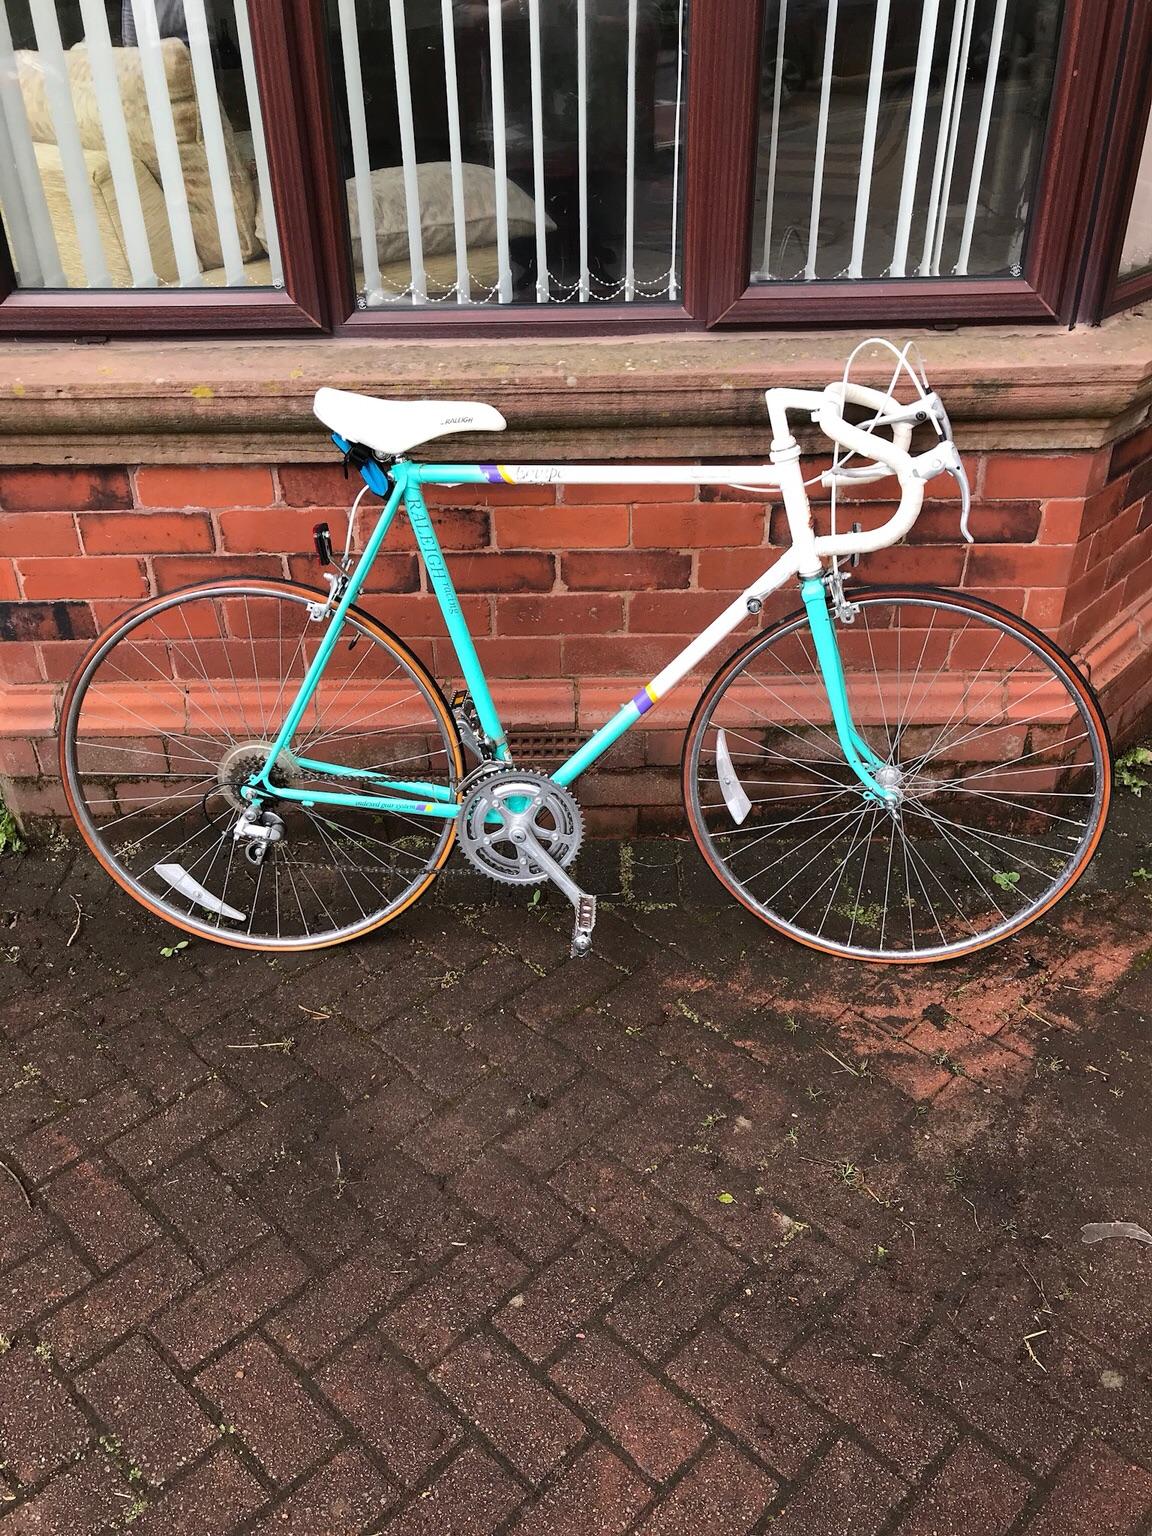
1119, 108, 1152, 282
0, 0, 279, 289
749, 0, 1063, 284
323, 0, 688, 308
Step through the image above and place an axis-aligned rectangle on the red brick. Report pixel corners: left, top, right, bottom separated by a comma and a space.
0, 1345, 90, 1485
149, 1155, 270, 1267
41, 1241, 198, 1369
852, 546, 966, 584
1110, 419, 1152, 477
1039, 498, 1086, 544
41, 1159, 159, 1271
267, 1234, 410, 1367
668, 1327, 828, 1477
511, 1445, 651, 1535
605, 1236, 745, 1360
504, 1076, 630, 1174
549, 1156, 687, 1259
1024, 587, 1066, 628
0, 512, 80, 556
563, 482, 694, 504
1, 1450, 130, 1535
0, 738, 39, 776
427, 482, 557, 508
79, 1336, 215, 1484
0, 560, 18, 599
17, 1080, 153, 1181
384, 1240, 526, 1366
495, 504, 629, 548
197, 1337, 340, 1485
563, 551, 691, 591
385, 1448, 521, 1536
549, 1330, 707, 1482
80, 511, 213, 554
278, 464, 361, 506
436, 634, 561, 678
108, 1080, 243, 1179
767, 1440, 906, 1536
0, 599, 94, 643
637, 1441, 777, 1536
494, 1233, 635, 1361
0, 467, 131, 512
564, 635, 704, 678
245, 1447, 398, 1535
17, 556, 148, 601
286, 551, 418, 593
153, 553, 284, 592
895, 1440, 1032, 1536
629, 590, 741, 631
965, 543, 1075, 591
318, 1334, 462, 1483
983, 454, 1100, 500
152, 1238, 310, 1369
633, 502, 766, 547
696, 548, 784, 589
497, 593, 624, 635
1028, 1442, 1152, 1536
448, 551, 555, 592
126, 1447, 267, 1536
136, 466, 275, 508
432, 1335, 583, 1484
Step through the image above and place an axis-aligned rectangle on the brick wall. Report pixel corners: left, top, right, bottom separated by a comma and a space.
2, 435, 1151, 830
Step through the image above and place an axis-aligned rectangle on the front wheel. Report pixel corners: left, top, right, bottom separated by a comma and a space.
60, 580, 463, 951
683, 587, 1111, 963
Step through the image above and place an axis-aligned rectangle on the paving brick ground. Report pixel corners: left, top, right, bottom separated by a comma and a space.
3, 798, 1152, 1533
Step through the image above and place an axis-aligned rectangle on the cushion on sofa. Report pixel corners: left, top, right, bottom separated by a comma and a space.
30, 139, 181, 286
15, 39, 260, 272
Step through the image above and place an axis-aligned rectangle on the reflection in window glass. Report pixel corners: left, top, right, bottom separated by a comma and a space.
1120, 110, 1152, 282
0, 0, 279, 289
324, 0, 688, 308
750, 0, 1063, 284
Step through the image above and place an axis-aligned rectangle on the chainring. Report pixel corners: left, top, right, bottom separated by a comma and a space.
457, 768, 584, 885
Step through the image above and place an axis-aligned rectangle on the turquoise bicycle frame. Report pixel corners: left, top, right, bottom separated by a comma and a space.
244, 449, 894, 818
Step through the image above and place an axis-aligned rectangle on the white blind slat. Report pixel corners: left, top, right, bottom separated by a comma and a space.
232, 0, 282, 287
389, 0, 426, 303
757, 0, 789, 280
438, 0, 470, 302
486, 0, 512, 304
29, 0, 111, 286
576, 0, 589, 301
0, 0, 64, 287
0, 105, 44, 285
804, 0, 839, 281
128, 0, 202, 285
77, 0, 157, 286
918, 0, 968, 276
890, 0, 941, 277
848, 0, 890, 280
931, 0, 976, 275
526, 0, 548, 302
956, 0, 1008, 275
336, 0, 382, 303
183, 0, 245, 285
667, 0, 685, 299
623, 0, 638, 301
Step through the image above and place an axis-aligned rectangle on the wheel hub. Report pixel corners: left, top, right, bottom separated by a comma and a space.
457, 768, 584, 885
216, 741, 301, 812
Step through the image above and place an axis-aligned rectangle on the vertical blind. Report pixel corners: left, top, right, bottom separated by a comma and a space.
0, 0, 279, 290
753, 0, 1061, 284
330, 0, 689, 308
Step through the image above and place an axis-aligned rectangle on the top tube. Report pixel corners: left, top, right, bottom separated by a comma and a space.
410, 463, 787, 488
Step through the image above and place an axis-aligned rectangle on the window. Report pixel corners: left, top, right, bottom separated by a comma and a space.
0, 0, 1143, 334
323, 0, 688, 308
0, 0, 279, 290
1118, 108, 1152, 284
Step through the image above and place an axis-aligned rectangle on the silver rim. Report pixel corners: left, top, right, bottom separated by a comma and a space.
686, 592, 1109, 961
63, 583, 459, 950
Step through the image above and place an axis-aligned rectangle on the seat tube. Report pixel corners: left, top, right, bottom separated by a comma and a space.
404, 477, 511, 761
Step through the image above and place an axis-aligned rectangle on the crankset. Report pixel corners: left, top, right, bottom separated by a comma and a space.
457, 768, 597, 957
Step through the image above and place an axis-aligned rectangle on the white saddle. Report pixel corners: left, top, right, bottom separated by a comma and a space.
313, 387, 507, 458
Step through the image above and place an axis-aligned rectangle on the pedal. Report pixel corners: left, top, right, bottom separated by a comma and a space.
571, 893, 597, 959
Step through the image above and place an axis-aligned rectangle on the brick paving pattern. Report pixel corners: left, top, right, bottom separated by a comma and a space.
3, 801, 1152, 1533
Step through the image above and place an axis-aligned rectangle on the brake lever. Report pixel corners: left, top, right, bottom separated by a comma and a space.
953, 460, 974, 544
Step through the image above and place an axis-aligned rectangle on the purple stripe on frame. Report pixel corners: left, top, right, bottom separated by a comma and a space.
481, 464, 504, 483
631, 689, 655, 716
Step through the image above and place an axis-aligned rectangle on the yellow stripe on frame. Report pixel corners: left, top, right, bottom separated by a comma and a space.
498, 466, 515, 484
645, 684, 660, 705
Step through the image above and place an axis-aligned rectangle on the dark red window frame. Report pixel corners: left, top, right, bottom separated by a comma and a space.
0, 0, 1144, 337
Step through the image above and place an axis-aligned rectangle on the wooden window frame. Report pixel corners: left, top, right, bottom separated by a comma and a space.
0, 0, 1142, 337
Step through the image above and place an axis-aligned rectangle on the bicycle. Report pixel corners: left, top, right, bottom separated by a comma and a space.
60, 341, 1112, 964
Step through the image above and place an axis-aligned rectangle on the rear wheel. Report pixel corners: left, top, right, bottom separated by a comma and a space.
60, 580, 463, 951
683, 587, 1111, 963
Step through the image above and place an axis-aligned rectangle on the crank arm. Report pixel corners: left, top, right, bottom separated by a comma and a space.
521, 829, 598, 957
